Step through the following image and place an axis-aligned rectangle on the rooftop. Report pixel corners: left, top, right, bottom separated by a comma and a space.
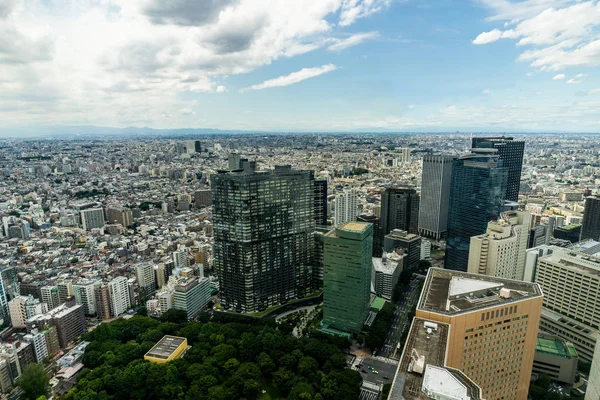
338, 221, 370, 233
373, 257, 399, 274
536, 336, 577, 359
144, 335, 186, 360
418, 268, 542, 315
388, 318, 481, 400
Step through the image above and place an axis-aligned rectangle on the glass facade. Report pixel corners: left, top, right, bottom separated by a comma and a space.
211, 166, 315, 313
381, 187, 420, 241
445, 152, 508, 271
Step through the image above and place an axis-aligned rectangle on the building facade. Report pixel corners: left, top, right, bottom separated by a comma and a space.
80, 208, 105, 231
445, 149, 508, 271
212, 166, 315, 313
323, 222, 373, 334
582, 196, 600, 242
381, 187, 420, 238
418, 155, 454, 240
383, 229, 421, 271
333, 189, 358, 226
173, 277, 211, 320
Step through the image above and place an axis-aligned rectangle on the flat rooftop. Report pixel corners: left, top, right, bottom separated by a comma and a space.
388, 318, 481, 400
419, 268, 542, 315
144, 336, 186, 360
339, 221, 370, 233
536, 336, 577, 359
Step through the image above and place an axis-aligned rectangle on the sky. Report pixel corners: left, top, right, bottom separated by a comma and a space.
1, 0, 600, 132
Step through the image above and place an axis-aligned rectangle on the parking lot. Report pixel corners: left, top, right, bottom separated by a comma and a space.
358, 357, 398, 387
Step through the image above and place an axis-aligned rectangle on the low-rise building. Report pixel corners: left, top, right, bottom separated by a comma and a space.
533, 333, 578, 385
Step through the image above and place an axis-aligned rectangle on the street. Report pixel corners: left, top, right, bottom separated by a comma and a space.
381, 275, 422, 358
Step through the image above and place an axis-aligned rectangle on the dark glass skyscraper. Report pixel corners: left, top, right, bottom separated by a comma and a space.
357, 214, 382, 256
472, 137, 524, 202
418, 155, 455, 240
211, 165, 315, 313
381, 187, 419, 241
445, 149, 508, 271
581, 196, 600, 241
314, 180, 328, 226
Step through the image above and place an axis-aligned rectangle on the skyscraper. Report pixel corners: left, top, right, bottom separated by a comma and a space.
418, 155, 454, 240
581, 196, 600, 241
467, 210, 532, 280
472, 137, 524, 202
107, 276, 130, 317
333, 189, 358, 226
211, 165, 315, 313
445, 149, 508, 271
381, 187, 419, 240
314, 180, 328, 226
323, 222, 372, 334
357, 214, 382, 256
413, 268, 543, 400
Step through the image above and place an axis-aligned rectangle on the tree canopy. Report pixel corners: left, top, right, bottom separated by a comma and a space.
64, 315, 362, 400
17, 363, 49, 400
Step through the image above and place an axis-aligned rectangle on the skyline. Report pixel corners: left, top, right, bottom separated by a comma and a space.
2, 0, 600, 132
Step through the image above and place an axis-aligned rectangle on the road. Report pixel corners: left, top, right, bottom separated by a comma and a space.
381, 276, 423, 358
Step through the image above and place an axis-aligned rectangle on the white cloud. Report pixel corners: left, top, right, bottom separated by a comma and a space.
553, 74, 565, 80
567, 78, 580, 84
474, 1, 600, 71
0, 0, 389, 127
483, 88, 491, 94
407, 104, 415, 109
327, 31, 379, 51
576, 73, 588, 78
241, 64, 337, 92
588, 88, 600, 94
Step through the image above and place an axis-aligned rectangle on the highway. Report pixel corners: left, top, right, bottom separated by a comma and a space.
381, 275, 422, 359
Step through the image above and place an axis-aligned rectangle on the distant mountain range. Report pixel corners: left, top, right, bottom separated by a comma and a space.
0, 125, 595, 138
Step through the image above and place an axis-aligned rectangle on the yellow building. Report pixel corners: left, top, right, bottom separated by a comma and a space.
415, 268, 543, 400
144, 336, 188, 364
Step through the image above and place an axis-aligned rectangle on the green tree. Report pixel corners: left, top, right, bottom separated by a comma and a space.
298, 356, 319, 378
17, 364, 49, 400
243, 379, 261, 399
160, 309, 188, 323
256, 352, 276, 375
273, 367, 297, 396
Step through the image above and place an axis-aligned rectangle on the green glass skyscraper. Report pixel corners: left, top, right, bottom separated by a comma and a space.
323, 221, 373, 334
212, 165, 315, 313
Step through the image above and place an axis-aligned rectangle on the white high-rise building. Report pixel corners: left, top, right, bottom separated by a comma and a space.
136, 264, 156, 294
24, 329, 48, 363
173, 250, 189, 270
80, 208, 105, 231
72, 281, 97, 316
107, 277, 131, 317
40, 286, 60, 310
8, 297, 28, 329
333, 189, 358, 226
467, 210, 532, 280
400, 147, 411, 163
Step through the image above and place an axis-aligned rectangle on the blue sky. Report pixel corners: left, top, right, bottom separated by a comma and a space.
1, 0, 599, 132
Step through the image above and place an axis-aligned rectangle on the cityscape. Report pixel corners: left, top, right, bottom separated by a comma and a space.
2, 0, 600, 400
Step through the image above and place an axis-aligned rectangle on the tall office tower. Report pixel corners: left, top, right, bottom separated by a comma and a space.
582, 196, 600, 241
93, 284, 111, 320
0, 273, 8, 324
534, 247, 600, 362
212, 165, 315, 313
357, 214, 382, 256
381, 187, 420, 241
173, 277, 211, 320
80, 208, 105, 231
155, 264, 166, 289
227, 153, 241, 170
56, 281, 73, 304
106, 277, 130, 317
333, 189, 358, 226
314, 180, 328, 226
445, 149, 508, 272
383, 229, 421, 270
414, 268, 543, 400
72, 281, 97, 316
194, 140, 201, 152
193, 189, 212, 208
419, 155, 455, 240
400, 147, 412, 163
588, 336, 600, 400
545, 215, 556, 244
467, 210, 532, 280
523, 245, 553, 282
40, 286, 59, 310
136, 264, 157, 295
105, 207, 133, 228
312, 226, 331, 292
322, 222, 372, 334
472, 137, 525, 202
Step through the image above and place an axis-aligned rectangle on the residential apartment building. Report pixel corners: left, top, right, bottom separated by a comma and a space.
80, 208, 105, 231
372, 254, 401, 300
108, 276, 131, 317
333, 189, 358, 226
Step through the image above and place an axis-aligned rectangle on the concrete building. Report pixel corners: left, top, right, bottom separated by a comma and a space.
383, 229, 421, 271
136, 264, 157, 295
388, 318, 483, 400
24, 329, 48, 363
107, 276, 131, 317
554, 224, 582, 243
418, 155, 454, 240
8, 297, 28, 329
421, 239, 432, 260
533, 333, 578, 385
105, 206, 133, 227
80, 208, 105, 231
381, 187, 420, 238
323, 222, 372, 334
40, 286, 60, 310
56, 281, 73, 304
173, 277, 211, 320
467, 210, 532, 280
357, 214, 382, 257
372, 254, 401, 300
523, 245, 554, 282
333, 189, 358, 226
535, 247, 600, 362
415, 268, 543, 400
173, 250, 189, 270
529, 225, 547, 248
93, 284, 111, 320
144, 336, 188, 364
586, 336, 600, 400
72, 281, 97, 316
193, 189, 212, 208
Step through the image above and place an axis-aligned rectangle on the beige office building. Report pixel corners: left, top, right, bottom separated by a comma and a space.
415, 268, 543, 400
587, 335, 600, 400
468, 210, 531, 280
